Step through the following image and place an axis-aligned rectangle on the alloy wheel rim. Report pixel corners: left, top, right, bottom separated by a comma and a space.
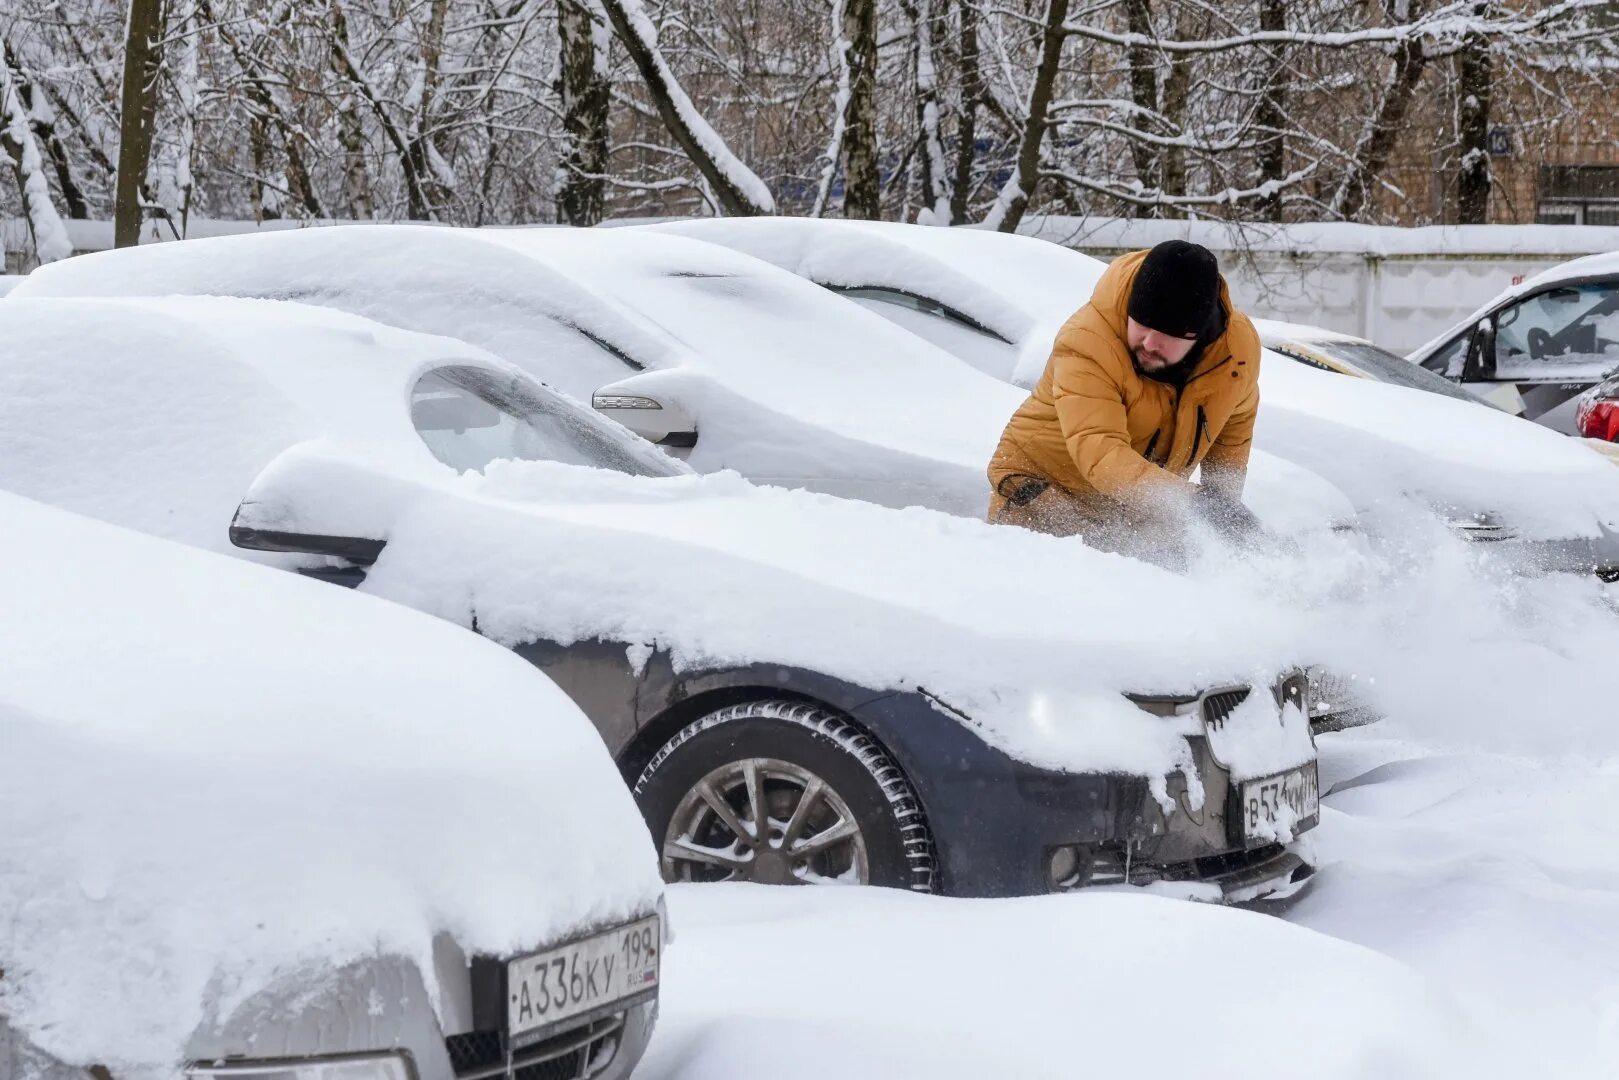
661, 757, 869, 885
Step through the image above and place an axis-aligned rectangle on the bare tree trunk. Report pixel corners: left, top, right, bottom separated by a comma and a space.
153, 1, 198, 236
1157, 5, 1198, 218
1, 37, 88, 220
950, 0, 982, 225
1122, 0, 1159, 217
905, 0, 951, 223
556, 0, 611, 225
1329, 2, 1429, 221
1254, 0, 1287, 220
248, 114, 281, 220
328, 0, 372, 220
115, 0, 166, 248
405, 0, 451, 220
1456, 2, 1492, 224
981, 0, 1069, 233
327, 0, 425, 217
199, 0, 324, 218
1, 46, 71, 263
598, 0, 773, 216
841, 0, 880, 219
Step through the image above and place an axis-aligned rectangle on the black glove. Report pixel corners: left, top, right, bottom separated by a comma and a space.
1191, 484, 1264, 539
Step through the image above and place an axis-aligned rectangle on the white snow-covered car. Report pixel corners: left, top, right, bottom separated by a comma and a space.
1255, 318, 1499, 407
0, 491, 664, 1080
7, 223, 1350, 535
659, 218, 1619, 577
0, 295, 1323, 903
1408, 251, 1619, 433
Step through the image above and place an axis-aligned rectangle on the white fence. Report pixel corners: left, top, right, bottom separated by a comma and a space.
1019, 216, 1619, 355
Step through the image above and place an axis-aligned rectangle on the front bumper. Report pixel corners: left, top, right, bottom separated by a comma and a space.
861, 683, 1319, 902
184, 932, 657, 1080
1055, 841, 1316, 904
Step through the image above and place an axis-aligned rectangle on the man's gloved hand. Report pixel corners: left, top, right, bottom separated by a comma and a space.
1191, 483, 1264, 539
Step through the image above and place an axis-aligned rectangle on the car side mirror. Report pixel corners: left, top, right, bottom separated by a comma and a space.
1460, 317, 1496, 382
229, 440, 420, 563
591, 376, 698, 448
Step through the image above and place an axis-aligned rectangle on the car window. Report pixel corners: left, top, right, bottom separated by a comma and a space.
1309, 340, 1482, 402
1493, 282, 1619, 380
411, 365, 685, 477
823, 285, 1010, 343
1421, 332, 1469, 377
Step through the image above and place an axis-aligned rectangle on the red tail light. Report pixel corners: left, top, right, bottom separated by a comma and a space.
1577, 397, 1619, 442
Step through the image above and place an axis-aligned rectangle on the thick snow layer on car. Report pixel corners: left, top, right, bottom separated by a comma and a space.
1258, 356, 1619, 538
12, 225, 1027, 518
641, 217, 1104, 378
0, 295, 1310, 793
9, 224, 675, 399
344, 460, 1316, 792
0, 492, 662, 1074
0, 296, 680, 555
638, 883, 1466, 1080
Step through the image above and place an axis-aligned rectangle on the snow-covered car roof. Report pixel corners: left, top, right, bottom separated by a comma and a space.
640, 218, 1105, 372
0, 294, 1314, 793
0, 491, 661, 1073
14, 224, 1023, 517
1408, 250, 1619, 361
0, 295, 681, 555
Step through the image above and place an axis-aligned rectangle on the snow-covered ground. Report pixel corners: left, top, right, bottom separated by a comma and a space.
641, 720, 1619, 1079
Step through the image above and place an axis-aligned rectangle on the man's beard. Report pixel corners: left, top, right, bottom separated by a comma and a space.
1132, 347, 1178, 372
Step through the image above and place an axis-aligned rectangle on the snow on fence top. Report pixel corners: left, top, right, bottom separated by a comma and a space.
1017, 214, 1619, 259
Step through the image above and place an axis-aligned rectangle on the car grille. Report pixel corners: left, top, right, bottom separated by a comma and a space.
1068, 842, 1294, 890
444, 1015, 625, 1080
1201, 687, 1250, 730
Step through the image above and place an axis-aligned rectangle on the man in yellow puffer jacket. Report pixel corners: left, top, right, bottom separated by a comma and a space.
987, 240, 1263, 554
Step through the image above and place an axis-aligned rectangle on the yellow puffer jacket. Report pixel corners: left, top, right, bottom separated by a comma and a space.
988, 248, 1261, 517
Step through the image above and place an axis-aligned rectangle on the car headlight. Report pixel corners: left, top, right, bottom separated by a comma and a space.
185, 1052, 414, 1080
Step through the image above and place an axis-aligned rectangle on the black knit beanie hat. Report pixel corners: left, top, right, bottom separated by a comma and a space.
1126, 240, 1222, 340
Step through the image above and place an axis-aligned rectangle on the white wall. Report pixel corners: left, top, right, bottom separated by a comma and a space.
1019, 216, 1619, 355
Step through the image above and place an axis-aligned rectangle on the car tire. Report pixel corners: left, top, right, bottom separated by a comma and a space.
633, 699, 935, 892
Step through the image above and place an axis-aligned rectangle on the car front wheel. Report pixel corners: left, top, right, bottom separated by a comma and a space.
633, 699, 934, 892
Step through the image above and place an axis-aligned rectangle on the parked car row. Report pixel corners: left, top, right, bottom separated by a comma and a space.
4, 221, 1616, 1080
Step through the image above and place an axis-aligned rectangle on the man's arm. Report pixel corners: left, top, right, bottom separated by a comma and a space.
1199, 383, 1258, 499
1049, 335, 1197, 501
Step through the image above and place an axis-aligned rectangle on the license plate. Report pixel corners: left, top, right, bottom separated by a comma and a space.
507, 915, 660, 1044
1239, 764, 1319, 844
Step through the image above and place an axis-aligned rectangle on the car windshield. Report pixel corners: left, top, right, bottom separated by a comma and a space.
1308, 340, 1481, 402
411, 365, 686, 477
1494, 282, 1619, 380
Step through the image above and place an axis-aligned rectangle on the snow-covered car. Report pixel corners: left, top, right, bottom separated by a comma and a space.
1255, 318, 1497, 406
663, 219, 1619, 578
0, 295, 1322, 904
6, 222, 1351, 537
0, 491, 664, 1080
1408, 252, 1619, 433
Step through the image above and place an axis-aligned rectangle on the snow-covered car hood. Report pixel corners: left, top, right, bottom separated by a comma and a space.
242, 451, 1317, 793
0, 491, 662, 1075
1258, 356, 1619, 540
0, 296, 1309, 797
